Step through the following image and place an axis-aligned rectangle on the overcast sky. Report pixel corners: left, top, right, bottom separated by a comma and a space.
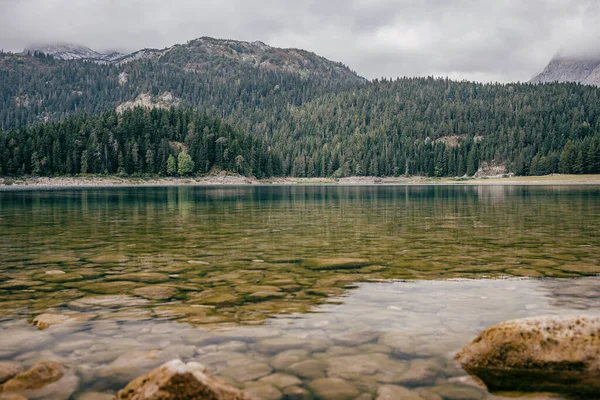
1, 0, 599, 82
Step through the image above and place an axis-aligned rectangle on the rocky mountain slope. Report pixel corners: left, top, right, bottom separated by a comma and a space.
531, 54, 600, 86
24, 37, 363, 82
24, 44, 126, 63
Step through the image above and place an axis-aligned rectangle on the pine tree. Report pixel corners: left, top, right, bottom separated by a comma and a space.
167, 155, 177, 176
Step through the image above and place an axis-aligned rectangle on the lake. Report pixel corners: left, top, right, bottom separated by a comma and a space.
1, 185, 599, 399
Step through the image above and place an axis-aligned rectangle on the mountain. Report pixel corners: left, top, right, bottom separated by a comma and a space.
1, 37, 600, 178
156, 37, 364, 82
24, 38, 363, 82
1, 36, 364, 131
530, 54, 600, 86
24, 44, 127, 63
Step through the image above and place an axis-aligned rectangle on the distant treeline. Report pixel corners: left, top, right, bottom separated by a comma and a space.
0, 107, 282, 177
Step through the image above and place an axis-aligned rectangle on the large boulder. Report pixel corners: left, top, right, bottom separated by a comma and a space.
455, 316, 600, 397
115, 359, 252, 400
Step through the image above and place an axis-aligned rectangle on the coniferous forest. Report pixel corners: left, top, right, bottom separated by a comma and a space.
1, 38, 600, 178
0, 107, 280, 177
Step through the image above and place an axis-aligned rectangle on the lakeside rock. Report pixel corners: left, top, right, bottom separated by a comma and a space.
115, 359, 251, 399
455, 316, 600, 397
1, 360, 79, 400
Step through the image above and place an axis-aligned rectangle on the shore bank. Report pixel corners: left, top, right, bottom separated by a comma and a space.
1, 174, 600, 190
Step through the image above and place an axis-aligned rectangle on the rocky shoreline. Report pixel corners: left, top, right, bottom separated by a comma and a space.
1, 314, 599, 399
1, 174, 600, 190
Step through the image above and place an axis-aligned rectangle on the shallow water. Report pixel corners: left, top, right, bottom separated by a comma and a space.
0, 185, 599, 399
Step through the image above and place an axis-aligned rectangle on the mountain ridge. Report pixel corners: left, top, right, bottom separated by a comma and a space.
24, 43, 127, 63
22, 37, 364, 82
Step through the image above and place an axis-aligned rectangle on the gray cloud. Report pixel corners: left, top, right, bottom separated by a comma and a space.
1, 0, 599, 82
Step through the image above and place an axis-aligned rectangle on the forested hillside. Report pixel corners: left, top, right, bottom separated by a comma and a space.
0, 107, 281, 177
276, 78, 600, 177
1, 37, 599, 178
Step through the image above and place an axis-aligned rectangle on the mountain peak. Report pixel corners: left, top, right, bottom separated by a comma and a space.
19, 37, 364, 82
24, 43, 127, 62
531, 54, 600, 86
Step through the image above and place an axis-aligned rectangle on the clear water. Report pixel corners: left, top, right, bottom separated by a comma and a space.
0, 185, 599, 399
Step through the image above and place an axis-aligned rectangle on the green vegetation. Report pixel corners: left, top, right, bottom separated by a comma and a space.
0, 107, 281, 177
1, 41, 599, 178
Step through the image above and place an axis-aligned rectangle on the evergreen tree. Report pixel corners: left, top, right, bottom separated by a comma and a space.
166, 155, 177, 176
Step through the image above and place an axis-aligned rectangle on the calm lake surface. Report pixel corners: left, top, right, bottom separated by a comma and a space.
1, 185, 599, 399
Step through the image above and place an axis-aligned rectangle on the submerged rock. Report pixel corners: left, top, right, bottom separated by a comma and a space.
303, 257, 370, 270
0, 330, 52, 358
69, 295, 149, 309
132, 285, 178, 300
75, 392, 115, 400
376, 385, 424, 400
0, 362, 23, 384
259, 372, 301, 389
1, 360, 79, 400
243, 382, 282, 400
44, 270, 66, 275
455, 316, 600, 397
98, 350, 164, 384
308, 378, 360, 400
33, 313, 91, 330
107, 272, 170, 283
0, 393, 28, 400
115, 359, 251, 399
87, 254, 130, 264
